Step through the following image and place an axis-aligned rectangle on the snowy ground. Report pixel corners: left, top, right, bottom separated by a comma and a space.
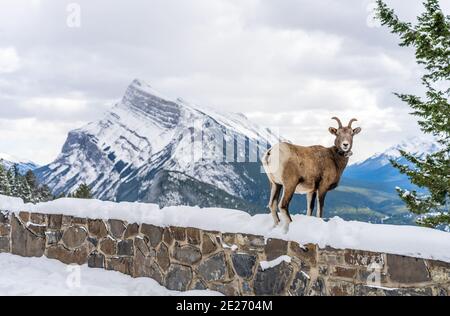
0, 253, 221, 296
2, 194, 450, 263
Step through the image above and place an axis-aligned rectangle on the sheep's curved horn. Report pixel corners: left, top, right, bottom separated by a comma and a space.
331, 117, 343, 128
348, 118, 358, 128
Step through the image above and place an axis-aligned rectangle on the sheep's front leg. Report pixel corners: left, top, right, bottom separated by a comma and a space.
306, 191, 317, 216
269, 182, 282, 227
316, 190, 328, 218
278, 184, 296, 233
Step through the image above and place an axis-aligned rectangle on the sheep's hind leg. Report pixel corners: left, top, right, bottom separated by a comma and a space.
306, 191, 317, 216
269, 182, 282, 227
278, 184, 296, 233
316, 189, 328, 218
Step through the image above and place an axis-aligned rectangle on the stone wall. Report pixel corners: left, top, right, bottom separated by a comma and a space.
0, 210, 449, 296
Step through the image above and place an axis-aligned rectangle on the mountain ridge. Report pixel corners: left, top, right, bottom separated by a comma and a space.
36, 79, 280, 210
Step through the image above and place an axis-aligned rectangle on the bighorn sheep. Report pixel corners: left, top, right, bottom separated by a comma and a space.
262, 117, 362, 232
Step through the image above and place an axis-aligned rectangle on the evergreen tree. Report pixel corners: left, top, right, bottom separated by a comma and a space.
7, 165, 20, 197
376, 0, 450, 228
72, 183, 93, 199
37, 185, 54, 202
25, 170, 38, 190
20, 177, 33, 203
0, 164, 11, 196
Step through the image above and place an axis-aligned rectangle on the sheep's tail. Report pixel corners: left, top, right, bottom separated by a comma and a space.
262, 148, 272, 167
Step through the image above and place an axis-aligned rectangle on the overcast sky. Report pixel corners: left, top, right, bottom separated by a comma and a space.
0, 0, 448, 165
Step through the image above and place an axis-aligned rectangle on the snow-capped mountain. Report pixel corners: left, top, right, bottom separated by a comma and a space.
344, 137, 440, 191
352, 137, 440, 168
0, 153, 39, 174
36, 79, 280, 211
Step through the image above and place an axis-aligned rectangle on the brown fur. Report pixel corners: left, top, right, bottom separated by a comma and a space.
262, 117, 361, 229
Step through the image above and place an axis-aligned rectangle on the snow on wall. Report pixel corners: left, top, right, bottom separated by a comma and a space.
1, 194, 450, 263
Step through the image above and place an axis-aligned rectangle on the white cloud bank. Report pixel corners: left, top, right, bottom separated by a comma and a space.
1, 0, 448, 164
0, 47, 20, 74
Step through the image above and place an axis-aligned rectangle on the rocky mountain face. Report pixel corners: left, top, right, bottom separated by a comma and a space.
36, 79, 280, 212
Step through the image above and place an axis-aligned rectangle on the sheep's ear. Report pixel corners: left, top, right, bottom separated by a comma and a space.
329, 127, 338, 135
352, 127, 362, 135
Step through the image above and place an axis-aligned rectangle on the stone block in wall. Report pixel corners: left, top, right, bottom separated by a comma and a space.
433, 286, 448, 296
222, 233, 235, 246
107, 257, 134, 276
124, 223, 139, 239
87, 219, 108, 238
72, 217, 87, 225
186, 228, 201, 245
327, 279, 355, 296
387, 254, 431, 284
100, 237, 117, 256
61, 215, 73, 227
46, 244, 89, 265
307, 277, 326, 296
318, 265, 329, 276
163, 228, 173, 246
30, 213, 46, 225
354, 285, 387, 296
0, 212, 9, 224
135, 236, 152, 257
330, 266, 358, 279
157, 243, 170, 271
172, 243, 202, 265
141, 224, 163, 247
289, 242, 317, 266
318, 247, 345, 265
11, 215, 45, 258
62, 226, 88, 249
88, 252, 105, 269
231, 253, 257, 280
191, 279, 207, 290
426, 260, 450, 283
344, 249, 384, 267
117, 239, 134, 257
202, 233, 218, 255
133, 250, 163, 284
165, 264, 193, 291
0, 223, 10, 237
18, 212, 30, 223
48, 214, 63, 230
27, 223, 46, 237
197, 252, 228, 283
264, 238, 288, 261
254, 261, 293, 296
240, 280, 254, 296
235, 234, 265, 253
87, 237, 98, 248
357, 268, 388, 285
355, 284, 433, 296
45, 231, 62, 245
209, 281, 240, 296
288, 271, 310, 296
0, 236, 10, 252
170, 226, 186, 242
108, 219, 127, 239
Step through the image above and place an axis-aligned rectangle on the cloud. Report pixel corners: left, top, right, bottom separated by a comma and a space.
0, 0, 443, 164
0, 47, 20, 73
